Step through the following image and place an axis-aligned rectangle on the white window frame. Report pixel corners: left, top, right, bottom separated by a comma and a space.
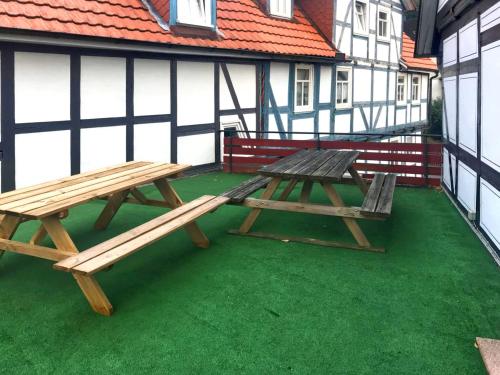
335, 66, 352, 109
396, 73, 407, 104
411, 75, 421, 103
269, 0, 293, 18
177, 0, 213, 27
294, 64, 314, 113
353, 0, 369, 35
377, 6, 390, 41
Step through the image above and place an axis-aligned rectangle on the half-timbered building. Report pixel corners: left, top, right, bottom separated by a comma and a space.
415, 0, 500, 257
0, 0, 435, 192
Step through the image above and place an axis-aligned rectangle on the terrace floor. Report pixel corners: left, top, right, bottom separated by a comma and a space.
0, 172, 499, 374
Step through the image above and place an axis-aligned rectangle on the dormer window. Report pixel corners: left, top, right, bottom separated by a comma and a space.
270, 0, 292, 18
176, 0, 214, 27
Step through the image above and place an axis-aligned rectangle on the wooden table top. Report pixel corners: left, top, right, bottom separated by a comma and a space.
258, 149, 360, 181
0, 161, 190, 219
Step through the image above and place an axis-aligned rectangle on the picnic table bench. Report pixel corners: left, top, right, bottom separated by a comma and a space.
225, 149, 396, 252
0, 161, 228, 316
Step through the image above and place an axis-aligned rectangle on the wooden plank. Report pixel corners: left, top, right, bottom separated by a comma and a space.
321, 182, 371, 248
227, 230, 384, 253
476, 337, 500, 375
222, 176, 271, 203
325, 151, 360, 180
299, 181, 313, 203
73, 274, 113, 316
310, 151, 348, 179
0, 238, 74, 261
361, 173, 386, 213
154, 178, 210, 248
29, 225, 47, 245
278, 179, 298, 201
376, 174, 397, 215
239, 177, 281, 234
278, 150, 323, 177
292, 150, 339, 178
225, 137, 316, 148
94, 190, 130, 230
348, 167, 369, 195
71, 196, 229, 275
240, 198, 385, 220
353, 162, 441, 175
41, 215, 79, 254
0, 161, 147, 206
23, 164, 190, 218
1, 163, 171, 213
54, 195, 216, 272
259, 149, 310, 174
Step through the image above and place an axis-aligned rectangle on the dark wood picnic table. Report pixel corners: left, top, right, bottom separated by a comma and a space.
226, 149, 397, 252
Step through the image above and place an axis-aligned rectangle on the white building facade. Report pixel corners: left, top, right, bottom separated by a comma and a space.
0, 0, 435, 192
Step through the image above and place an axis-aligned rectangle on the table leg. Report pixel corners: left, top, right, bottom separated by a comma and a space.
348, 167, 369, 196
299, 181, 313, 203
29, 225, 47, 245
239, 177, 281, 234
0, 215, 21, 259
42, 215, 113, 316
94, 190, 130, 230
278, 179, 298, 201
154, 178, 210, 248
321, 182, 371, 248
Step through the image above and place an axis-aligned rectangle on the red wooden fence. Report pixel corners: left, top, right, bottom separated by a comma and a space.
223, 137, 443, 187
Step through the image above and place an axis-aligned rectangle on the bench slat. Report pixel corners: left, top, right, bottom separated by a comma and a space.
53, 195, 217, 272
361, 173, 386, 213
376, 174, 397, 215
70, 196, 228, 275
222, 176, 271, 203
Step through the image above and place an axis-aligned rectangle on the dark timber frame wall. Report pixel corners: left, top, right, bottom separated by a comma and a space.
0, 41, 268, 192
438, 0, 500, 256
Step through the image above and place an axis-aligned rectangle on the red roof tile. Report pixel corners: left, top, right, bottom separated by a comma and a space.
401, 32, 437, 71
0, 0, 337, 58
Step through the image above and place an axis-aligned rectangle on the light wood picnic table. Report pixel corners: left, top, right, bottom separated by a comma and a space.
0, 161, 227, 315
227, 149, 396, 252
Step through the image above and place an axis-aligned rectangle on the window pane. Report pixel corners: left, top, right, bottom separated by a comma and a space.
337, 71, 348, 81
379, 11, 387, 20
303, 83, 309, 105
296, 82, 303, 106
297, 68, 309, 81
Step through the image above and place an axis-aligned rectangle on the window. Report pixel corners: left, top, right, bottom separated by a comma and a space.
397, 74, 406, 103
354, 1, 368, 34
177, 0, 213, 27
270, 0, 292, 18
336, 67, 352, 108
412, 76, 421, 102
295, 64, 314, 112
377, 8, 390, 39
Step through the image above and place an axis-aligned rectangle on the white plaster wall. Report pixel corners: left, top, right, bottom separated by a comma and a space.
458, 73, 478, 156
15, 130, 71, 188
178, 133, 215, 165
353, 68, 371, 102
369, 34, 376, 60
388, 71, 396, 101
319, 66, 332, 104
15, 52, 70, 124
481, 40, 500, 172
443, 34, 458, 68
373, 70, 387, 101
319, 110, 331, 133
457, 161, 477, 212
81, 56, 126, 119
220, 64, 256, 111
134, 59, 170, 116
292, 118, 314, 139
353, 38, 369, 59
81, 126, 126, 172
270, 62, 289, 107
387, 105, 395, 127
396, 108, 406, 125
267, 113, 288, 139
353, 107, 367, 132
411, 106, 420, 122
134, 122, 171, 163
334, 113, 351, 133
480, 1, 500, 32
459, 19, 479, 62
374, 106, 386, 128
421, 103, 428, 121
336, 25, 352, 56
377, 43, 390, 62
442, 149, 456, 190
421, 75, 429, 99
177, 61, 214, 126
443, 76, 457, 144
480, 178, 500, 248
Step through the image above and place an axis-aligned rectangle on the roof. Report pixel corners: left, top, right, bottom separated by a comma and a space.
401, 32, 437, 71
0, 0, 337, 58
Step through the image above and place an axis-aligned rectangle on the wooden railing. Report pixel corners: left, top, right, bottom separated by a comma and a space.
223, 136, 443, 187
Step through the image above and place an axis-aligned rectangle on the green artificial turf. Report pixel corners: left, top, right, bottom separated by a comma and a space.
0, 172, 498, 374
